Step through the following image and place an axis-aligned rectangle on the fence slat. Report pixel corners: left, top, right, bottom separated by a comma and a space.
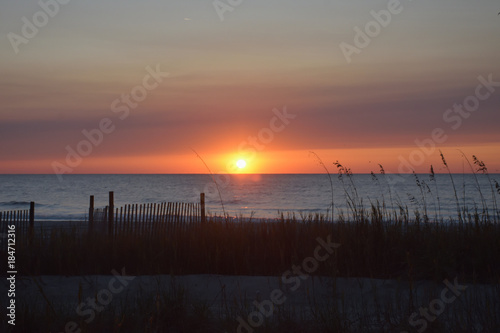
89, 195, 94, 227
162, 202, 167, 232
149, 203, 153, 225
200, 193, 206, 223
179, 203, 183, 223
170, 202, 174, 223
183, 203, 187, 223
176, 202, 180, 222
126, 206, 129, 234
167, 203, 172, 225
155, 203, 161, 232
160, 202, 165, 224
173, 202, 177, 223
134, 204, 138, 234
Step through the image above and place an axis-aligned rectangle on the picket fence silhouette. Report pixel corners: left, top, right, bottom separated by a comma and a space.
89, 192, 206, 236
0, 202, 35, 242
0, 194, 206, 238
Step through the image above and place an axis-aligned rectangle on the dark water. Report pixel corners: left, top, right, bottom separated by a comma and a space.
0, 174, 499, 221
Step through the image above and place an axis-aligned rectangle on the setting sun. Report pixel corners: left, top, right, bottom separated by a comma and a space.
236, 159, 247, 169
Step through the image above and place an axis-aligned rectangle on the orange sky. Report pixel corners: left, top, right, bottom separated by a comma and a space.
2, 146, 498, 175
1, 1, 499, 175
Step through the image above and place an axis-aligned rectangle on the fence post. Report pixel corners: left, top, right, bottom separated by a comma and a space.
29, 201, 35, 226
89, 195, 94, 233
108, 191, 114, 237
200, 193, 206, 223
29, 201, 35, 242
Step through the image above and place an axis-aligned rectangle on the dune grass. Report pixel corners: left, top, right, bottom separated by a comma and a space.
7, 201, 499, 283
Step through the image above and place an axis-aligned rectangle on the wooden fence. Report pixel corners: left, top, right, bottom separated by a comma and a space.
89, 192, 206, 236
0, 202, 35, 241
0, 194, 206, 238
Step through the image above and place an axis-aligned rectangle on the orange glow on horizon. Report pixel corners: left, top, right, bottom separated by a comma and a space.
0, 144, 499, 175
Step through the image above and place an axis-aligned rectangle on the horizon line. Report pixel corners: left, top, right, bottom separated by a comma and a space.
1, 172, 499, 176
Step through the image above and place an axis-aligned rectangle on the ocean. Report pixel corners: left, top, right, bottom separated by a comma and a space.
0, 174, 499, 221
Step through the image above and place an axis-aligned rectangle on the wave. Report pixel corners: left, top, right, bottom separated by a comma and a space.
0, 201, 47, 208
0, 201, 32, 206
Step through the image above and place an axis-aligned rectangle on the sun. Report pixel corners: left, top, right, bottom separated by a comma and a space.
236, 159, 247, 169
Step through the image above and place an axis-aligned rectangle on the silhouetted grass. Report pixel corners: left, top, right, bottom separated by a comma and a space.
8, 207, 498, 284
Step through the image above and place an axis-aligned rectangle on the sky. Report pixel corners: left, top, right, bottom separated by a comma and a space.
0, 0, 499, 175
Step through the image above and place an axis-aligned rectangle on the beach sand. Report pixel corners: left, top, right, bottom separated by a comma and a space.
3, 274, 497, 331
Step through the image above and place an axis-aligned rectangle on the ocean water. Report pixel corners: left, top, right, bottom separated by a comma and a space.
0, 174, 499, 221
